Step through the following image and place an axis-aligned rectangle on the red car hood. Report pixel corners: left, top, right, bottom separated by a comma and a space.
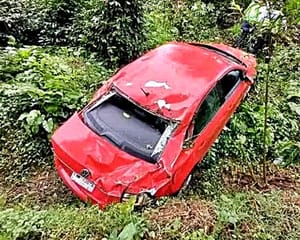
51, 113, 169, 194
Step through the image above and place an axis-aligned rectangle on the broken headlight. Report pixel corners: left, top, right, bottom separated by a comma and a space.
121, 192, 153, 207
121, 193, 137, 202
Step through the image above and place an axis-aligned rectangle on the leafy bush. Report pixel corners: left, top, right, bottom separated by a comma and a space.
143, 0, 223, 50
0, 0, 22, 45
143, 0, 179, 49
0, 46, 112, 180
0, 0, 80, 46
202, 0, 251, 29
284, 0, 300, 25
172, 1, 220, 42
73, 0, 145, 66
0, 0, 145, 66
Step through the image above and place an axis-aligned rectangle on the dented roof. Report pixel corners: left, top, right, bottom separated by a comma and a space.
113, 42, 246, 120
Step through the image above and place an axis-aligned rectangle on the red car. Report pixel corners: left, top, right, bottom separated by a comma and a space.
51, 42, 256, 208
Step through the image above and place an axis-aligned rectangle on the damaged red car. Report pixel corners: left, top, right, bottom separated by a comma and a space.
51, 42, 257, 208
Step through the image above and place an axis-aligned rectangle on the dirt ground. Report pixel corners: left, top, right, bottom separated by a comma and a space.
222, 164, 300, 193
145, 198, 216, 239
0, 167, 75, 207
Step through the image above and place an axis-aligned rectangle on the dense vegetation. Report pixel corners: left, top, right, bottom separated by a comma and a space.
0, 0, 299, 239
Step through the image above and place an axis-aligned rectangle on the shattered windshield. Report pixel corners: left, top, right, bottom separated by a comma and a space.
83, 92, 176, 163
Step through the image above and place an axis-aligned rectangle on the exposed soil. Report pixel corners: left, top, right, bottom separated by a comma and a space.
145, 198, 216, 239
222, 164, 300, 193
282, 190, 300, 206
0, 167, 75, 207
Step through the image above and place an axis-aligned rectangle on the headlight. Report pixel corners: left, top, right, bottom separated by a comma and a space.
121, 193, 137, 202
121, 192, 153, 207
135, 193, 152, 206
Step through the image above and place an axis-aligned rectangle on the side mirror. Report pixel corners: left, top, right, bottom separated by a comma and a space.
243, 75, 254, 84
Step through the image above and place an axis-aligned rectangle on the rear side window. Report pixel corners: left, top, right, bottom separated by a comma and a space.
186, 70, 242, 139
217, 70, 241, 100
192, 87, 222, 135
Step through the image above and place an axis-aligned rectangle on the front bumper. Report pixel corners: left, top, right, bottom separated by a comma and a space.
55, 157, 120, 208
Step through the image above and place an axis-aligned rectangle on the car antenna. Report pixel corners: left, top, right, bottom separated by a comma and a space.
140, 87, 149, 97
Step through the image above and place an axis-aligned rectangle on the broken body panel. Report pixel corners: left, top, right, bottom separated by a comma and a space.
51, 42, 257, 208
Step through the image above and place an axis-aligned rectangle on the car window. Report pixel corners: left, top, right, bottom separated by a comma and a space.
186, 70, 242, 139
83, 92, 176, 164
192, 87, 222, 136
218, 70, 241, 100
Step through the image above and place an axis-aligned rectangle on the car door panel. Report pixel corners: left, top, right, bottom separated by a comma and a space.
172, 72, 252, 193
191, 79, 251, 166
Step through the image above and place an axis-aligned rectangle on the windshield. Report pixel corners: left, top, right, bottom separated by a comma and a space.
83, 92, 176, 163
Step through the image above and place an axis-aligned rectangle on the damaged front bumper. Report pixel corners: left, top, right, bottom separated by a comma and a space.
55, 156, 158, 208
55, 157, 120, 208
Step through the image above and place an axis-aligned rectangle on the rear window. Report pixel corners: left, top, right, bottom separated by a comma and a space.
83, 92, 176, 163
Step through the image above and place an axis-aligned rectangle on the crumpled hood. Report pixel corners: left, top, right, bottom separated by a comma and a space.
51, 113, 169, 194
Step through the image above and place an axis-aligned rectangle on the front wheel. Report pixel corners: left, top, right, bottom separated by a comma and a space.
175, 173, 193, 196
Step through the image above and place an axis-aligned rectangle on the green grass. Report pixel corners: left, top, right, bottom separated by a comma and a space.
0, 199, 146, 240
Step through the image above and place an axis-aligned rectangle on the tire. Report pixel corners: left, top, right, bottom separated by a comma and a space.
175, 173, 192, 196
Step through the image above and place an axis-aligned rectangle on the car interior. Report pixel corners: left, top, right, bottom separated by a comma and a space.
83, 93, 169, 163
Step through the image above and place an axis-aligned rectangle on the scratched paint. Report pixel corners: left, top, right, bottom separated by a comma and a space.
145, 80, 171, 89
157, 99, 171, 110
113, 42, 256, 121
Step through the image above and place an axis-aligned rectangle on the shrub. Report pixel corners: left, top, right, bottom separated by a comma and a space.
72, 0, 145, 66
0, 0, 81, 46
0, 46, 112, 180
0, 0, 26, 45
284, 0, 300, 25
0, 0, 145, 66
143, 0, 179, 49
143, 0, 223, 51
171, 1, 220, 42
202, 0, 251, 29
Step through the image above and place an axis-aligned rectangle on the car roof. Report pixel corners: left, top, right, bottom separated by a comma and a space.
113, 42, 245, 120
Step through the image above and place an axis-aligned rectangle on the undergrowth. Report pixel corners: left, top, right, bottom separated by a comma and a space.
0, 47, 112, 181
0, 199, 146, 240
1, 175, 299, 240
